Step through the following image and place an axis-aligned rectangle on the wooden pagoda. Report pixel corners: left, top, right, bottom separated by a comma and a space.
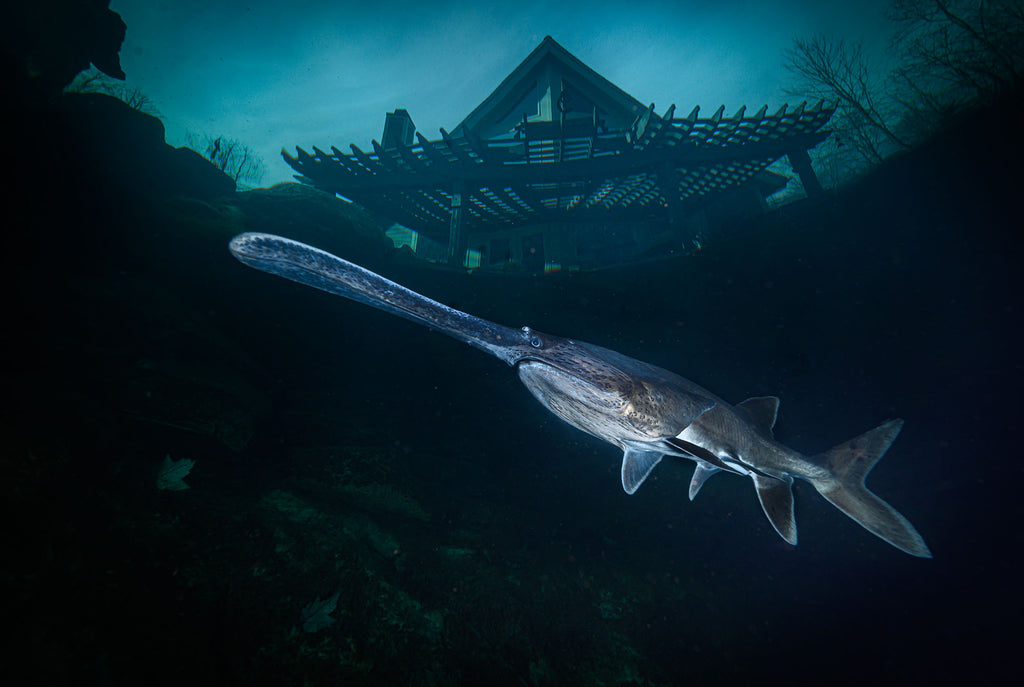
284, 36, 833, 273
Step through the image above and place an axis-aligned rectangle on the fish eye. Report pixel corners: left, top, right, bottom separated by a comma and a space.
530, 336, 543, 348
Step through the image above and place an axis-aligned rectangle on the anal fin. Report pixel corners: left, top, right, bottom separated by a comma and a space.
689, 462, 720, 501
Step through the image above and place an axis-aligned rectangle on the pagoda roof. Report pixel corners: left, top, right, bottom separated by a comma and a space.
453, 35, 648, 140
283, 37, 833, 243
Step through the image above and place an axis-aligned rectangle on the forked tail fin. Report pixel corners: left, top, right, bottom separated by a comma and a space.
809, 419, 932, 558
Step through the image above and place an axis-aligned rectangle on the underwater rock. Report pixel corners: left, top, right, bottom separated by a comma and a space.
4, 0, 126, 96
166, 146, 237, 199
57, 92, 235, 199
234, 183, 392, 264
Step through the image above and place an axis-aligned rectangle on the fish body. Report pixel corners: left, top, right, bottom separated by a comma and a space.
229, 232, 930, 558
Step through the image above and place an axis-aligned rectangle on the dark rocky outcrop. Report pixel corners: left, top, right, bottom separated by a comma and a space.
55, 92, 237, 199
2, 0, 126, 98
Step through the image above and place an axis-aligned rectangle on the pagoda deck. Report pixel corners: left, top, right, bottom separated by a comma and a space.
285, 102, 831, 238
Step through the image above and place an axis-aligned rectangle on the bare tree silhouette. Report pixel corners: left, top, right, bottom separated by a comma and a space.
890, 0, 1024, 134
187, 133, 266, 188
785, 1, 1023, 187
66, 68, 159, 116
785, 36, 911, 168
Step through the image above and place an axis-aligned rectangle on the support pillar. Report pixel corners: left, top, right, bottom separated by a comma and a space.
658, 162, 684, 231
447, 180, 465, 265
787, 147, 824, 196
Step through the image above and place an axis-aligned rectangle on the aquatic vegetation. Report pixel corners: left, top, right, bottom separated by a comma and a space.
300, 593, 339, 633
261, 489, 322, 525
156, 454, 194, 491
339, 482, 430, 523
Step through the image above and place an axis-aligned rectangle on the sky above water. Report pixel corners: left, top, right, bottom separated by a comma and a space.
109, 0, 894, 186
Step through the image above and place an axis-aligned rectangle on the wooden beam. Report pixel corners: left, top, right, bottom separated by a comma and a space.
350, 190, 436, 233
697, 105, 725, 144
330, 146, 367, 177
417, 187, 457, 220
712, 106, 746, 145
440, 127, 476, 165
349, 143, 385, 174
395, 140, 429, 172
628, 102, 656, 146
787, 147, 824, 196
471, 188, 516, 221
646, 104, 676, 147
371, 140, 402, 172
416, 132, 448, 166
490, 186, 535, 217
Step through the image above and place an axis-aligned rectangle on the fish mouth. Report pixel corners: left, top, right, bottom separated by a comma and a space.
516, 359, 628, 411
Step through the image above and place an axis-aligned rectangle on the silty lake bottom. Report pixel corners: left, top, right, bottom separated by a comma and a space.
4, 88, 1021, 684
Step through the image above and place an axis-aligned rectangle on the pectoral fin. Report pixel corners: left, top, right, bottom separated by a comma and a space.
621, 448, 663, 494
753, 474, 797, 545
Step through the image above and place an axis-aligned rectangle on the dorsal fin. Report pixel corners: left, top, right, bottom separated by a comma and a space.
738, 396, 780, 436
